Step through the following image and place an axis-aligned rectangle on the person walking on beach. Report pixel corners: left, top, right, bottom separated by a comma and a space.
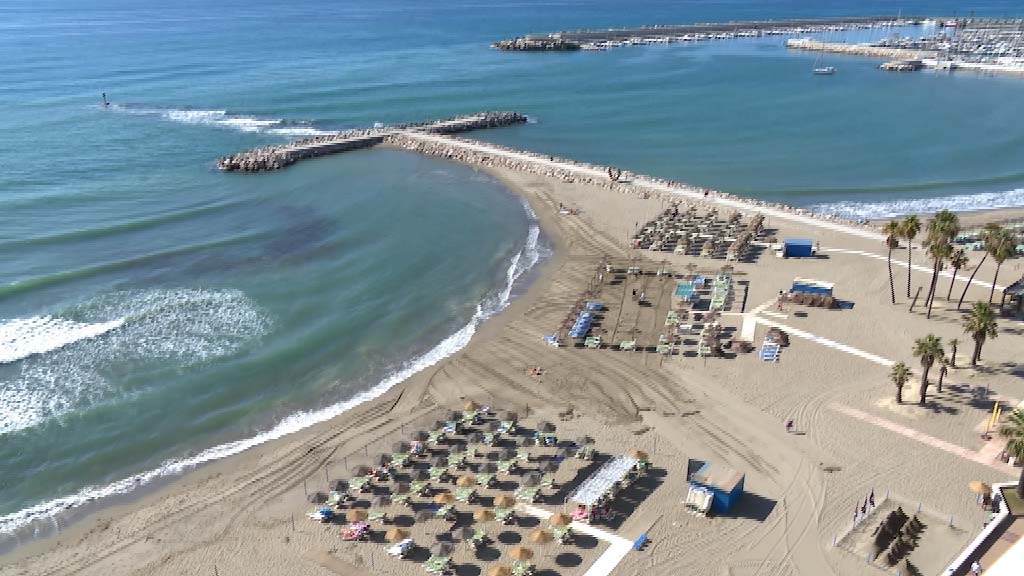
785, 419, 794, 433
971, 560, 982, 575
869, 489, 875, 507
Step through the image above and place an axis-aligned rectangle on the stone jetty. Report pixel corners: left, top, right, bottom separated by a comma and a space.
786, 38, 938, 60
217, 111, 527, 172
494, 16, 919, 52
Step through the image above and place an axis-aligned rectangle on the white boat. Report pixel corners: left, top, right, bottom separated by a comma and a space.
813, 66, 836, 75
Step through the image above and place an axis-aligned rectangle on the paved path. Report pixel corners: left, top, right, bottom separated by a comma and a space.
517, 503, 634, 576
822, 247, 1001, 290
830, 404, 1016, 476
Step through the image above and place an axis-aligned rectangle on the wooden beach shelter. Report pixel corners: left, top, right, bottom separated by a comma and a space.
434, 492, 456, 505
464, 400, 481, 411
549, 512, 571, 527
487, 567, 512, 576
968, 480, 992, 495
474, 508, 495, 522
386, 527, 409, 542
528, 529, 553, 545
346, 509, 368, 523
494, 495, 515, 508
457, 475, 476, 487
509, 546, 534, 561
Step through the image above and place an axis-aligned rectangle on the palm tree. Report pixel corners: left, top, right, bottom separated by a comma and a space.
923, 210, 958, 318
912, 334, 944, 405
901, 215, 922, 298
946, 249, 968, 301
958, 223, 1002, 310
891, 362, 911, 404
882, 220, 901, 304
963, 302, 998, 367
937, 359, 948, 393
948, 338, 959, 368
988, 228, 1014, 304
999, 409, 1024, 498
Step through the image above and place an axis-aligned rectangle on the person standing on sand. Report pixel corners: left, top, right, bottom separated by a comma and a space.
785, 419, 793, 433
971, 560, 982, 575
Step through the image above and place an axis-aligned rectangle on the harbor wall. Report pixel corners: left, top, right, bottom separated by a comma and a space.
785, 39, 938, 60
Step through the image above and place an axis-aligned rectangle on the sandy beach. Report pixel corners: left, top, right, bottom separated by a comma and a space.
2, 154, 1022, 576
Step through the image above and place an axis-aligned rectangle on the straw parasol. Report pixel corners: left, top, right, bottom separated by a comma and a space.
528, 529, 553, 545
487, 567, 512, 576
465, 400, 481, 411
456, 475, 476, 487
494, 495, 515, 508
968, 480, 992, 495
434, 492, 455, 505
346, 509, 368, 522
509, 546, 534, 561
627, 449, 649, 461
474, 509, 495, 522
386, 527, 409, 542
549, 512, 571, 527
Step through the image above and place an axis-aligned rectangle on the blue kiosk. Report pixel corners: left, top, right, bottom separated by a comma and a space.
687, 460, 745, 514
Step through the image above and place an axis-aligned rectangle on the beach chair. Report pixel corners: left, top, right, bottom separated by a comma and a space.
512, 560, 536, 576
392, 493, 412, 507
515, 486, 541, 503
552, 526, 573, 545
497, 460, 517, 475
466, 527, 489, 550
349, 476, 372, 493
390, 453, 411, 468
341, 522, 370, 541
410, 480, 430, 496
495, 507, 516, 525
584, 335, 602, 349
618, 340, 636, 351
387, 537, 414, 558
368, 509, 389, 524
455, 487, 477, 504
476, 473, 495, 488
435, 504, 456, 521
423, 555, 453, 574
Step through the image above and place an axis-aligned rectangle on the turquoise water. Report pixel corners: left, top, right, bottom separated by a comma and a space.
2, 0, 1023, 542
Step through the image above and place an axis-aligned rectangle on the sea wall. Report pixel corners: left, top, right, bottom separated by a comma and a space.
786, 38, 938, 60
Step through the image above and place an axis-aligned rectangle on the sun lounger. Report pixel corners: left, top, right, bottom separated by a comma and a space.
429, 467, 449, 483
427, 430, 445, 445
540, 473, 556, 490
410, 480, 430, 496
449, 454, 467, 469
552, 526, 573, 544
512, 560, 536, 576
584, 336, 602, 349
388, 537, 414, 558
423, 555, 452, 574
349, 476, 372, 493
618, 340, 636, 351
576, 446, 595, 460
515, 486, 541, 503
497, 460, 517, 475
476, 473, 495, 487
495, 507, 516, 524
368, 509, 388, 523
467, 527, 488, 549
455, 487, 477, 503
393, 493, 411, 507
435, 504, 456, 521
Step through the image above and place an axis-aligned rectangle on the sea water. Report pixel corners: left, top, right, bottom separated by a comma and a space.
2, 0, 1022, 542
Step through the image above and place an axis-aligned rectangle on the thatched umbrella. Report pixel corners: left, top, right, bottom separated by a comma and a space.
528, 529, 553, 545
412, 469, 430, 481
480, 462, 497, 474
371, 495, 391, 508
473, 509, 495, 522
968, 480, 992, 495
508, 546, 534, 561
627, 450, 649, 461
350, 465, 371, 477
392, 441, 410, 453
464, 401, 481, 411
415, 509, 435, 523
394, 482, 411, 494
521, 472, 541, 487
431, 542, 454, 557
536, 421, 555, 433
307, 491, 327, 504
549, 512, 571, 527
434, 492, 455, 505
487, 567, 512, 576
385, 527, 409, 542
494, 495, 515, 508
456, 475, 476, 487
412, 430, 429, 441
346, 509, 368, 523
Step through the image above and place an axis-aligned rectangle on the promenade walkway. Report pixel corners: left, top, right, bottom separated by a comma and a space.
516, 503, 634, 576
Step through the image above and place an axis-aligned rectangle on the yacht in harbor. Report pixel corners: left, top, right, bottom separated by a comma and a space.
813, 66, 837, 75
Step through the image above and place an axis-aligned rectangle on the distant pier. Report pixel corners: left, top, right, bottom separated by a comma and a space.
218, 111, 527, 172
785, 38, 938, 60
493, 16, 919, 52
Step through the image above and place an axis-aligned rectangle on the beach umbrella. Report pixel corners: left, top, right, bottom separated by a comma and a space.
464, 401, 481, 411
480, 462, 497, 474
500, 411, 518, 421
968, 481, 992, 495
494, 495, 515, 508
539, 461, 558, 473
412, 431, 429, 441
432, 456, 449, 468
385, 527, 409, 542
449, 442, 466, 454
508, 546, 534, 561
375, 453, 392, 467
431, 542, 454, 557
521, 472, 541, 487
307, 491, 327, 504
415, 509, 435, 523
350, 465, 371, 477
549, 512, 571, 527
528, 529, 553, 545
412, 469, 430, 481
536, 421, 555, 433
456, 475, 476, 487
392, 441, 410, 453
575, 435, 594, 446
371, 495, 392, 508
627, 450, 649, 461
331, 480, 348, 492
434, 492, 455, 505
487, 567, 512, 576
474, 509, 495, 522
346, 509, 368, 523
394, 482, 411, 495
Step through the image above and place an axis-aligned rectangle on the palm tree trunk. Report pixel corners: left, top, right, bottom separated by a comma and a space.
950, 342, 957, 368
919, 366, 931, 405
972, 336, 982, 366
896, 385, 903, 404
947, 266, 959, 300
1018, 466, 1024, 499
926, 258, 940, 318
887, 247, 896, 304
938, 369, 945, 393
958, 252, 988, 310
906, 244, 913, 298
989, 262, 1002, 304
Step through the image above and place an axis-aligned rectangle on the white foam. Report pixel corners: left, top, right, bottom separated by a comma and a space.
810, 188, 1024, 221
0, 317, 124, 364
0, 202, 548, 536
107, 105, 332, 137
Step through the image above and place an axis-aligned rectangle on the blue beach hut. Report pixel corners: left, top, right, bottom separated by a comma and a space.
687, 461, 744, 514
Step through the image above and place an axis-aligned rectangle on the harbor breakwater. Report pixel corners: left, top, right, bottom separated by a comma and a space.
786, 38, 938, 60
217, 112, 526, 172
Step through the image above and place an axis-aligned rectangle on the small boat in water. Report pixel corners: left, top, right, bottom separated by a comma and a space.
812, 66, 836, 75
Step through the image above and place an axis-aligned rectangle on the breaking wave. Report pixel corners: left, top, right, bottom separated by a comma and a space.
106, 104, 332, 137
809, 188, 1024, 221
